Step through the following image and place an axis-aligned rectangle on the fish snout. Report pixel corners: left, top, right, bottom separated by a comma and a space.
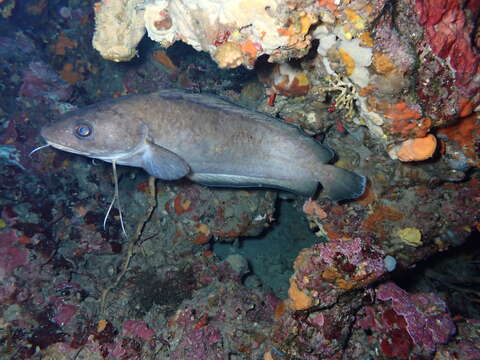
40, 124, 56, 144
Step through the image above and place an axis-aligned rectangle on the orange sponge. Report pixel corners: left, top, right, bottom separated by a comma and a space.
397, 134, 437, 162
288, 279, 313, 310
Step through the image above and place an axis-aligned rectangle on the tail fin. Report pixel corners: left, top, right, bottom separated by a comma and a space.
316, 164, 367, 201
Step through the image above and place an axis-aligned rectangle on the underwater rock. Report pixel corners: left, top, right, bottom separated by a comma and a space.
287, 237, 385, 310
0, 230, 29, 280
19, 61, 73, 104
353, 282, 456, 359
435, 319, 480, 360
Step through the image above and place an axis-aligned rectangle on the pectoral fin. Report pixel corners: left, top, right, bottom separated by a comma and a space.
315, 164, 366, 201
142, 143, 190, 180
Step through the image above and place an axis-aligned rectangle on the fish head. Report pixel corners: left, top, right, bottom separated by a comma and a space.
41, 97, 147, 161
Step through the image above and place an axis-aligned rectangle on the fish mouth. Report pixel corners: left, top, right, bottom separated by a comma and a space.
45, 141, 94, 157
45, 140, 144, 163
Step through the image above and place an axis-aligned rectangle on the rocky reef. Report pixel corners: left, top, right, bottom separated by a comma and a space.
0, 0, 479, 359
93, 0, 480, 165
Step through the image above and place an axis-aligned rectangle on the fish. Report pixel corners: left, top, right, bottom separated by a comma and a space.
40, 89, 366, 202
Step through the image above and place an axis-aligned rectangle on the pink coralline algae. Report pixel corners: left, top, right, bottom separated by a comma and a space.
271, 293, 369, 360
172, 325, 223, 360
290, 237, 385, 308
435, 319, 480, 360
122, 320, 156, 341
415, 0, 480, 95
0, 230, 28, 279
170, 309, 224, 360
377, 282, 456, 352
269, 237, 387, 359
51, 297, 78, 327
356, 282, 456, 359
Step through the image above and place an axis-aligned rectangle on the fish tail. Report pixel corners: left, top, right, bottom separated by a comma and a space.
316, 164, 367, 201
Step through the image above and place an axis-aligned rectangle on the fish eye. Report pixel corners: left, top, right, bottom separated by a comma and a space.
75, 124, 92, 138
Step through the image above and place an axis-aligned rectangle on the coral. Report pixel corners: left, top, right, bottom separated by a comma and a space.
337, 37, 373, 87
363, 99, 430, 140
92, 0, 146, 62
94, 0, 316, 68
321, 74, 358, 119
304, 133, 479, 265
259, 63, 311, 97
312, 0, 479, 162
213, 42, 244, 69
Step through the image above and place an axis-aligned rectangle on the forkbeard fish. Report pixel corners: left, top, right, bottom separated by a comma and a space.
40, 90, 366, 232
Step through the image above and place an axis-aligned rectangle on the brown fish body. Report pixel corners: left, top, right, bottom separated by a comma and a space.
41, 89, 366, 200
